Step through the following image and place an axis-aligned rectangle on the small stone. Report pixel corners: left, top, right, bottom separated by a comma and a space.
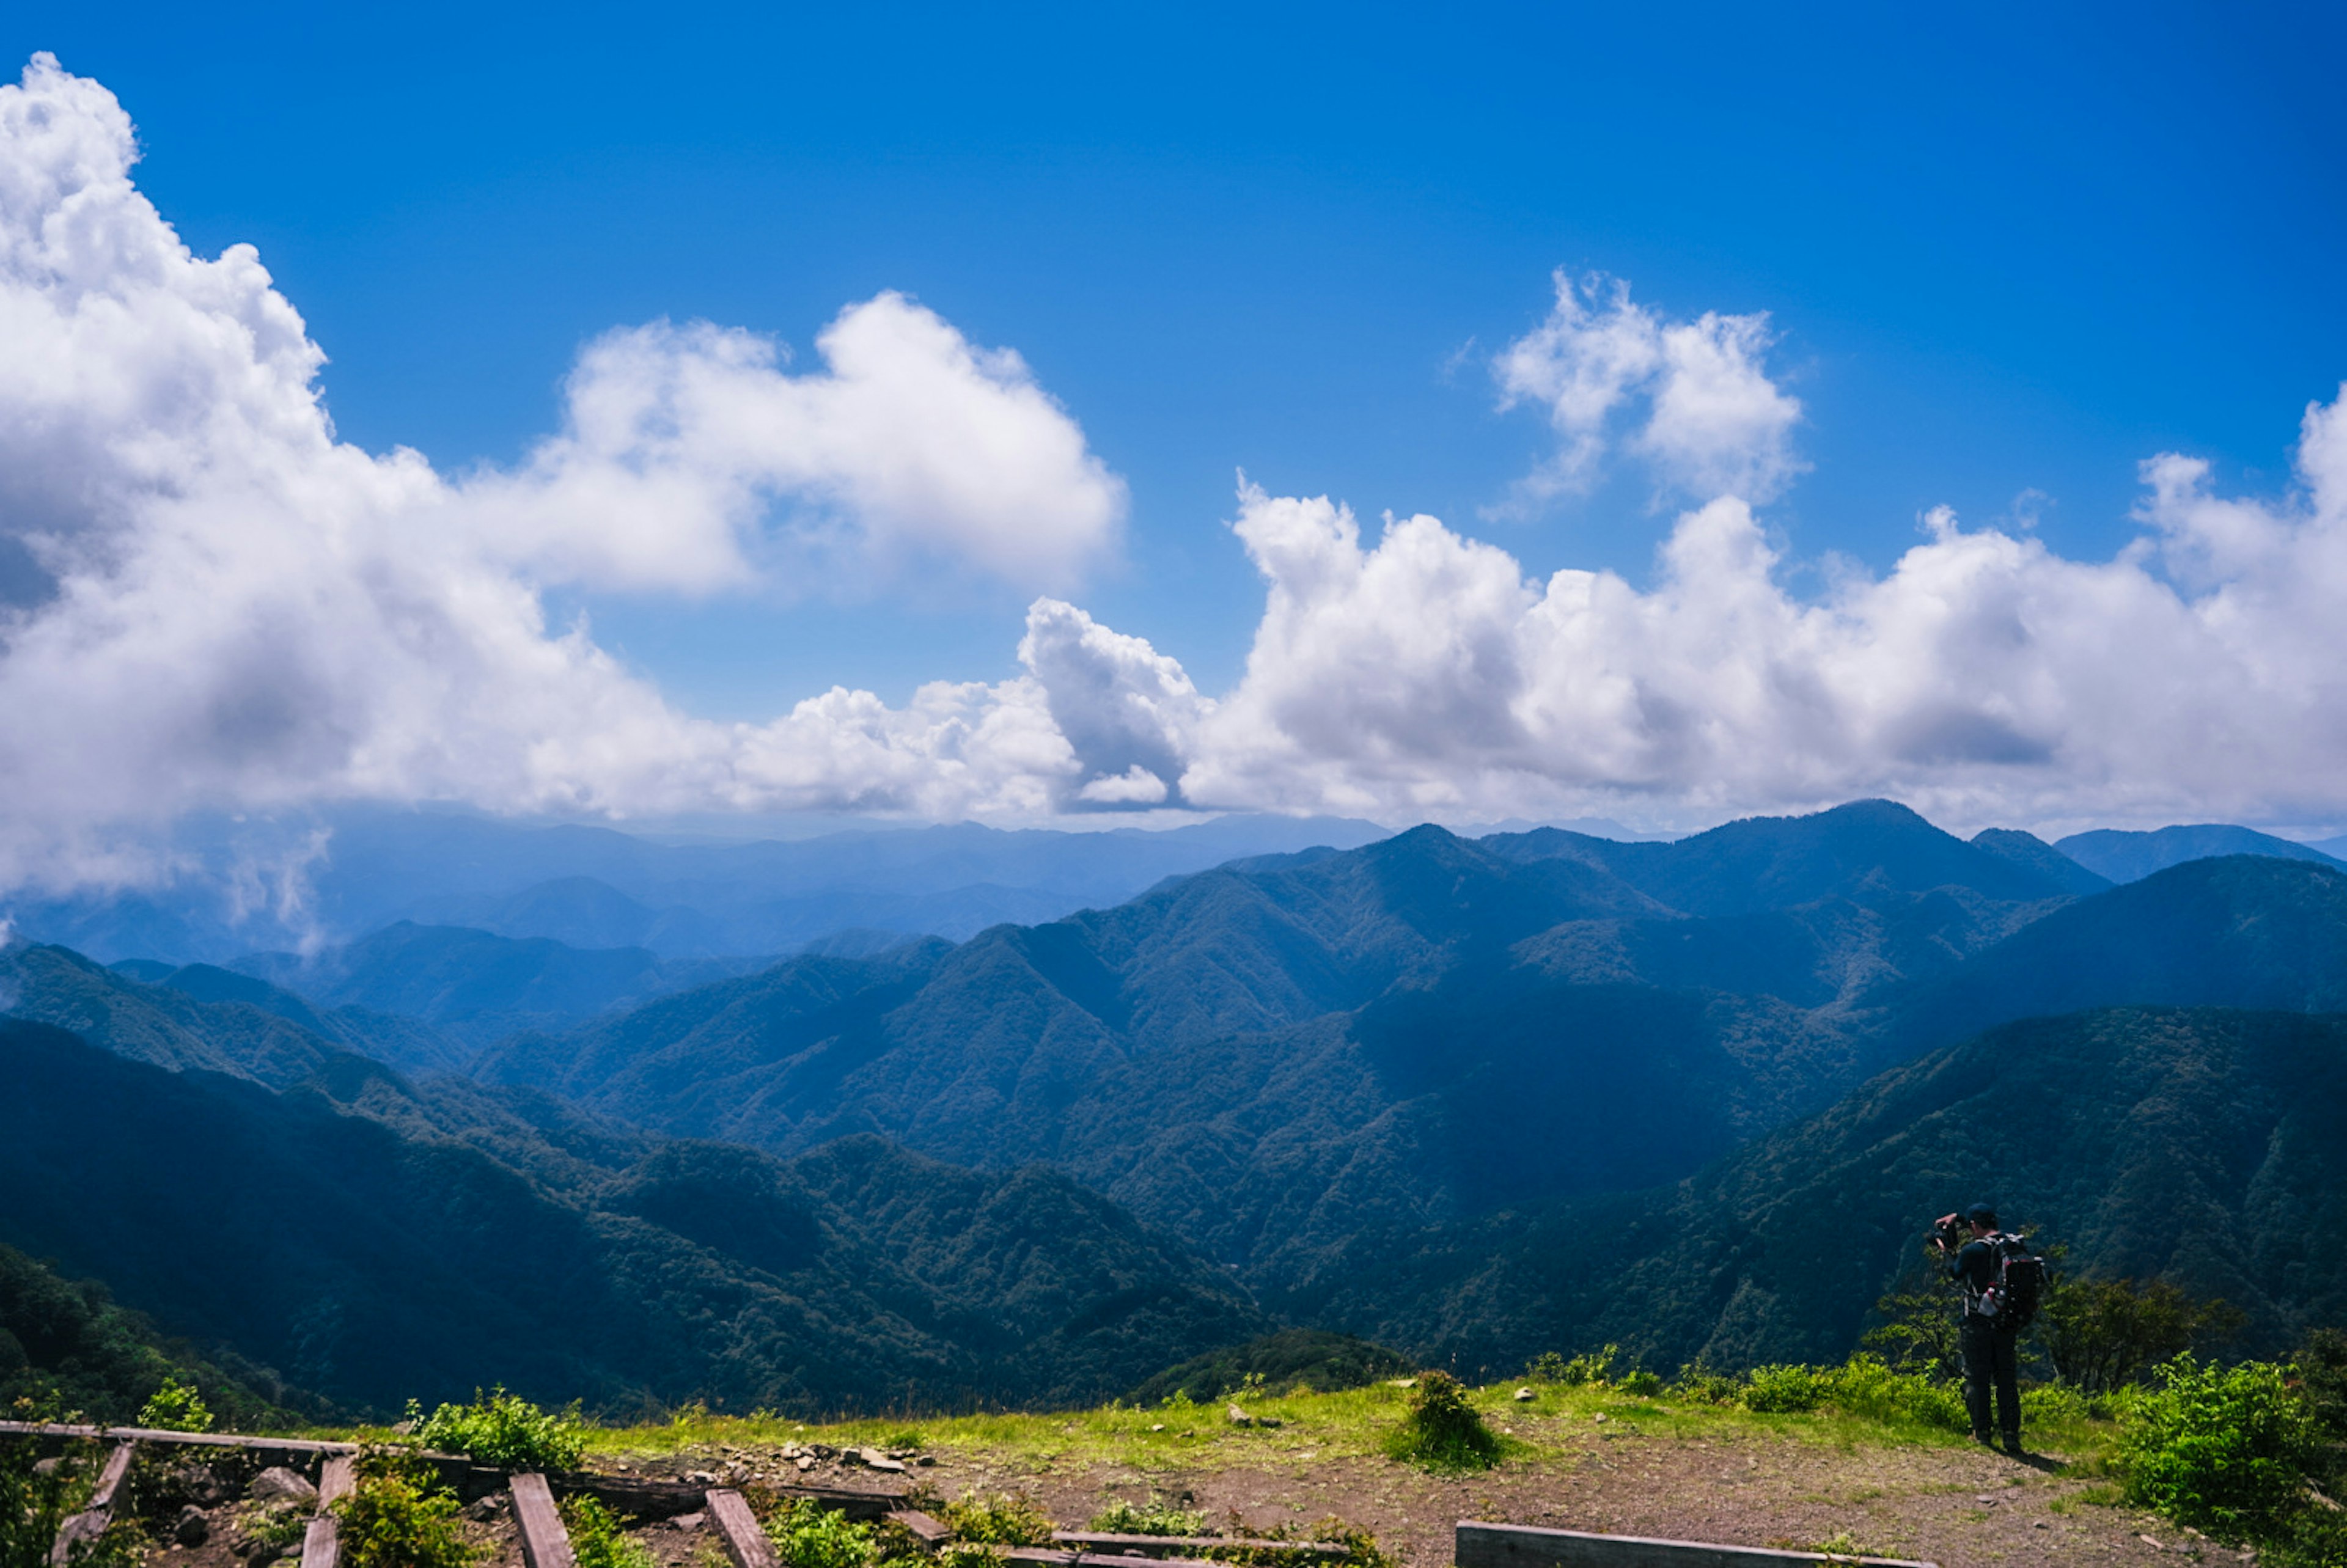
671, 1514, 705, 1533
1225, 1404, 1253, 1427
1513, 1388, 1535, 1402
839, 1448, 866, 1467
685, 1471, 718, 1485
1148, 1423, 1167, 1432
248, 1468, 318, 1509
1255, 1416, 1282, 1429
174, 1506, 210, 1547
864, 1454, 906, 1474
2033, 1522, 2048, 1530
32, 1458, 59, 1478
915, 1455, 936, 1467
795, 1457, 817, 1473
1592, 1413, 1608, 1423
463, 1494, 508, 1523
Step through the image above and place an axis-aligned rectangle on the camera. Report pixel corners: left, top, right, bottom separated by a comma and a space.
1931, 1214, 1966, 1249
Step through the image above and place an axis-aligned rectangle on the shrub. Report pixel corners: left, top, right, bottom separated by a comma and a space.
941, 1492, 1056, 1547
334, 1455, 477, 1568
1088, 1498, 1209, 1537
1, 1417, 138, 1568
764, 1498, 878, 1568
236, 1499, 311, 1556
1741, 1364, 1829, 1413
1617, 1369, 1662, 1398
407, 1389, 585, 1473
933, 1548, 1004, 1568
1381, 1370, 1502, 1473
563, 1497, 654, 1568
1671, 1365, 1744, 1405
2119, 1355, 2324, 1544
1820, 1355, 1966, 1431
1526, 1346, 1618, 1387
138, 1375, 215, 1433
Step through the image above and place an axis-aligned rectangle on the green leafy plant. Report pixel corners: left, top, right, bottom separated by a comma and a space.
1380, 1369, 1502, 1472
1741, 1364, 1829, 1413
934, 1547, 1005, 1568
762, 1498, 878, 1568
236, 1499, 312, 1556
2119, 1354, 2324, 1547
138, 1374, 215, 1432
1859, 1277, 1965, 1383
334, 1454, 478, 1568
1526, 1346, 1618, 1388
0, 1406, 127, 1568
1203, 1518, 1392, 1568
564, 1497, 655, 1568
1087, 1498, 1208, 1537
1617, 1368, 1662, 1398
2041, 1278, 2244, 1393
941, 1492, 1056, 1547
406, 1389, 585, 1473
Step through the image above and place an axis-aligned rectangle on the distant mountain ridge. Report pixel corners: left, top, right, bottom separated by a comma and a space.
6, 810, 1393, 964
2055, 823, 2343, 884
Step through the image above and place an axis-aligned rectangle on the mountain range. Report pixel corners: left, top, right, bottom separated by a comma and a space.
6, 798, 2347, 1413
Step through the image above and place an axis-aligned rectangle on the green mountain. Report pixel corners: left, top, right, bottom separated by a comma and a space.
2054, 823, 2343, 884
0, 1017, 1265, 1415
469, 802, 2093, 1297
1291, 1005, 2347, 1374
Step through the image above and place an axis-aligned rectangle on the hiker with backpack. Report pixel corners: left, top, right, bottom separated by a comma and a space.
1931, 1203, 2043, 1456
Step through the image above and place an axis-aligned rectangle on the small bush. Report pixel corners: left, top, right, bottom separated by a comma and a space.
1526, 1346, 1618, 1388
1381, 1370, 1502, 1473
1820, 1355, 1966, 1431
1741, 1365, 1829, 1413
138, 1375, 215, 1433
941, 1492, 1056, 1547
934, 1548, 1005, 1568
236, 1500, 311, 1556
1617, 1369, 1662, 1398
1672, 1365, 1744, 1405
335, 1455, 477, 1568
1088, 1498, 1208, 1537
563, 1497, 655, 1568
764, 1498, 878, 1568
407, 1389, 585, 1473
2120, 1355, 2324, 1544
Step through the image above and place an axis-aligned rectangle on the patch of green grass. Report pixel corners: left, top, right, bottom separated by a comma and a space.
763, 1497, 880, 1568
940, 1491, 1056, 1546
1087, 1498, 1210, 1536
562, 1495, 655, 1568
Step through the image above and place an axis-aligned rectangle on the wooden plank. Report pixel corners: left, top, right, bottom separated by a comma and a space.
886, 1511, 952, 1547
1052, 1536, 1350, 1559
512, 1473, 579, 1568
300, 1516, 340, 1568
707, 1489, 780, 1568
0, 1421, 360, 1456
50, 1443, 138, 1568
317, 1456, 358, 1511
1455, 1522, 1938, 1568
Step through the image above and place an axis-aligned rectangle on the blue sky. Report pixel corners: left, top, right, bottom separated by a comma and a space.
2, 4, 2346, 865
24, 3, 2341, 709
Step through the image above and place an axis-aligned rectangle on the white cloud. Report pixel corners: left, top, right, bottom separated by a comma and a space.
1494, 271, 1805, 508
11, 48, 2347, 909
0, 54, 1117, 890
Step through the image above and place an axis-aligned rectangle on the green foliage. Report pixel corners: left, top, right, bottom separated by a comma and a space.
334, 1454, 478, 1568
2040, 1277, 2243, 1393
1087, 1498, 1209, 1537
139, 1373, 215, 1432
2119, 1355, 2324, 1544
1203, 1518, 1392, 1568
1526, 1346, 1618, 1387
762, 1498, 879, 1568
1859, 1274, 1964, 1383
1740, 1364, 1828, 1413
408, 1389, 585, 1472
0, 1403, 117, 1568
933, 1548, 1006, 1568
941, 1492, 1057, 1547
563, 1496, 655, 1568
1731, 1356, 1966, 1429
1127, 1331, 1412, 1405
1380, 1369, 1502, 1472
237, 1499, 312, 1554
1616, 1368, 1662, 1398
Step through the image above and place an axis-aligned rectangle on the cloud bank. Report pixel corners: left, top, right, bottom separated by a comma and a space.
6, 53, 2347, 901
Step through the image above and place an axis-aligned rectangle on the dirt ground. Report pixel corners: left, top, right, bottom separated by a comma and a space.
924, 1429, 2249, 1568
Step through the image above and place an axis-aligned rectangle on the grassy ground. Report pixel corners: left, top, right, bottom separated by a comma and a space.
321, 1380, 2170, 1566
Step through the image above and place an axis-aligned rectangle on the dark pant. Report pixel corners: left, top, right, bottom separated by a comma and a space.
1961, 1317, 2021, 1444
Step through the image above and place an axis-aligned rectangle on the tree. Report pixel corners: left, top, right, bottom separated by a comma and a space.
2038, 1278, 2242, 1393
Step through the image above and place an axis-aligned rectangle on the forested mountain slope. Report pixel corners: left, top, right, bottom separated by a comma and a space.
469, 802, 2096, 1291
0, 1016, 1263, 1415
1293, 1006, 2347, 1374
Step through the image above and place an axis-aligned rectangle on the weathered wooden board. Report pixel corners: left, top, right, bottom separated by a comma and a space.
0, 1421, 359, 1457
317, 1456, 358, 1511
512, 1473, 579, 1568
300, 1515, 340, 1568
50, 1443, 138, 1568
1002, 1552, 1223, 1568
1052, 1534, 1350, 1559
707, 1489, 780, 1568
1455, 1522, 1939, 1568
886, 1511, 952, 1547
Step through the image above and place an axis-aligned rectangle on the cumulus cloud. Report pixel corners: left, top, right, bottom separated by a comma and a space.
0, 54, 1117, 890
11, 48, 2347, 907
1494, 271, 1805, 508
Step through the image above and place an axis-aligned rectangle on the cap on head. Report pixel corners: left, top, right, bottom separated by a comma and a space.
1965, 1204, 1998, 1228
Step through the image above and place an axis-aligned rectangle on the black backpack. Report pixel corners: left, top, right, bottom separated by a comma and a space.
1975, 1233, 2047, 1330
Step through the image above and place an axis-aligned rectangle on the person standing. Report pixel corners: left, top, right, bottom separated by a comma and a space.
1934, 1203, 2022, 1455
